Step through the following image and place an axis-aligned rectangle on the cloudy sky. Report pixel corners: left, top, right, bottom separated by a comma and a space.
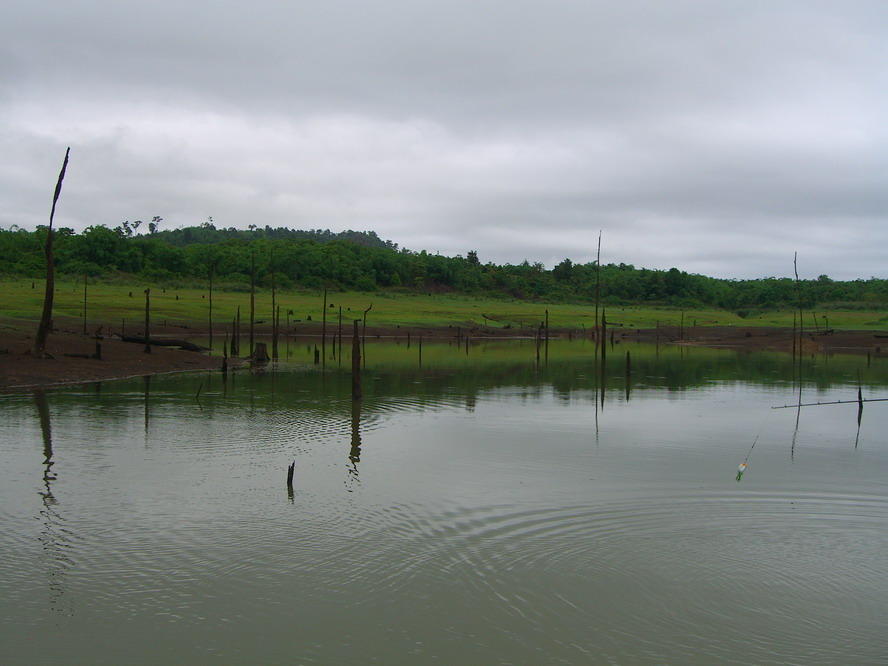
2, 1, 886, 280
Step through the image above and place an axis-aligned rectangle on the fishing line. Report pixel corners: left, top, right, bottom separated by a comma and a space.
737, 411, 771, 481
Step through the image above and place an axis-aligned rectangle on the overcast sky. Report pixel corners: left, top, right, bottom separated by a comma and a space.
2, 1, 886, 280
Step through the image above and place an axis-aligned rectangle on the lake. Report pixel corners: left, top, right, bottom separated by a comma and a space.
2, 338, 887, 664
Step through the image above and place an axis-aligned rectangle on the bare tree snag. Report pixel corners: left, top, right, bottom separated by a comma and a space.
143, 289, 151, 354
322, 287, 327, 367
31, 147, 70, 358
352, 320, 361, 400
249, 249, 256, 356
594, 230, 601, 342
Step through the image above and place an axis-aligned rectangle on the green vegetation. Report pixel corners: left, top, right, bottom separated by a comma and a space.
1, 223, 886, 330
2, 277, 886, 334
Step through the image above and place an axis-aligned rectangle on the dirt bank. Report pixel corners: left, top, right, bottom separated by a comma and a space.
0, 316, 244, 392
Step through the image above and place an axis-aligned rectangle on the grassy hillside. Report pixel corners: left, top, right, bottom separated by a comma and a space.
3, 277, 886, 334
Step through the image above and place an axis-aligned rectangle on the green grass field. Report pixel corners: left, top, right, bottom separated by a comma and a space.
2, 277, 886, 333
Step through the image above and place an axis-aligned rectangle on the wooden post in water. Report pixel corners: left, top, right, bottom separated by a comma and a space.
352, 320, 361, 400
625, 350, 631, 401
338, 306, 343, 365
286, 461, 295, 498
249, 250, 256, 356
82, 274, 88, 335
208, 259, 214, 355
362, 303, 372, 367
594, 230, 602, 341
274, 305, 281, 360
322, 287, 327, 368
235, 306, 241, 357
143, 288, 151, 354
794, 252, 803, 368
271, 249, 279, 360
544, 309, 550, 363
600, 308, 607, 362
231, 313, 238, 358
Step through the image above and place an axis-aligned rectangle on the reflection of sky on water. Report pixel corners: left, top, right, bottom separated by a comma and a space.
1, 342, 887, 663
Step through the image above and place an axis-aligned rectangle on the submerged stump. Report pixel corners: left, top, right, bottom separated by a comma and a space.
253, 342, 270, 364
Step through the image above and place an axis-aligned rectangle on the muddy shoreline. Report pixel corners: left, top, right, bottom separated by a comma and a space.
2, 315, 885, 392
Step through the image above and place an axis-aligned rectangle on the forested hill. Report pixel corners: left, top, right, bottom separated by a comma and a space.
152, 224, 396, 250
1, 222, 886, 312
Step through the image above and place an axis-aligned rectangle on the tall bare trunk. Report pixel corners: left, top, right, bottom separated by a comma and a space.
32, 147, 70, 358
594, 230, 601, 342
249, 250, 256, 356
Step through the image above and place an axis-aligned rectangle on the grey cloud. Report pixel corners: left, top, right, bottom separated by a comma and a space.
2, 1, 887, 281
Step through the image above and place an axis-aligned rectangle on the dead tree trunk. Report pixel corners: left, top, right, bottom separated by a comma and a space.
249, 250, 256, 356
322, 287, 327, 368
352, 320, 361, 400
271, 247, 278, 360
32, 147, 70, 358
82, 273, 88, 335
208, 260, 214, 354
143, 289, 151, 354
594, 230, 601, 342
601, 308, 607, 362
253, 342, 269, 364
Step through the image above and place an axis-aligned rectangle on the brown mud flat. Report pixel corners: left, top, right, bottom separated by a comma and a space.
0, 316, 245, 392
1, 316, 885, 392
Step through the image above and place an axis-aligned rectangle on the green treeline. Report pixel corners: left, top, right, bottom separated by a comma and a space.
2, 222, 886, 312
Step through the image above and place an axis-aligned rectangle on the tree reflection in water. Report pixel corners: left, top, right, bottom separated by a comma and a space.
34, 390, 74, 615
347, 398, 362, 492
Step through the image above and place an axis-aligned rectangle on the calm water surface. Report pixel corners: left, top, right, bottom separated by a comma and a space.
2, 340, 887, 664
